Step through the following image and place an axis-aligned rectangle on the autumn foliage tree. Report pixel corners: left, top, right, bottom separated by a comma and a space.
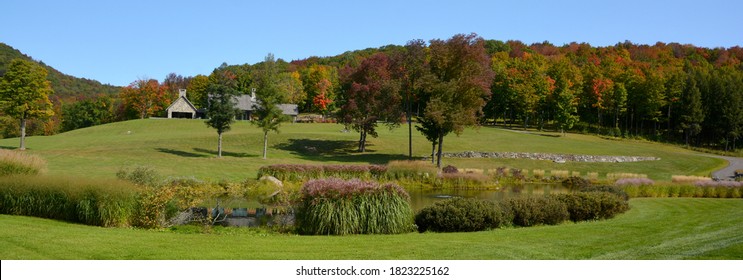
120, 78, 170, 119
421, 33, 494, 167
0, 59, 54, 150
339, 53, 402, 152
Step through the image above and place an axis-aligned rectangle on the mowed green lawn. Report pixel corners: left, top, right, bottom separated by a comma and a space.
1, 198, 741, 259
0, 119, 726, 181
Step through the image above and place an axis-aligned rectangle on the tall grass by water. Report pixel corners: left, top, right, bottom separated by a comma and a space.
295, 178, 413, 235
0, 149, 46, 176
0, 175, 139, 227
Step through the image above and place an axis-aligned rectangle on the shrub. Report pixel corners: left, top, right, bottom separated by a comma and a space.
555, 192, 629, 222
117, 165, 161, 186
295, 178, 413, 235
550, 170, 569, 179
580, 185, 629, 201
442, 165, 458, 174
0, 175, 139, 227
0, 150, 46, 176
505, 196, 569, 227
414, 197, 512, 233
531, 169, 545, 179
562, 176, 592, 190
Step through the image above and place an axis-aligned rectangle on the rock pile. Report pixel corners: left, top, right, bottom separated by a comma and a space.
441, 151, 659, 163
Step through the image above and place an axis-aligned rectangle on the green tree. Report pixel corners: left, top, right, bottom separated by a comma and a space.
61, 95, 114, 132
422, 33, 494, 168
548, 58, 582, 134
186, 74, 210, 108
253, 54, 290, 159
205, 70, 238, 158
0, 59, 54, 150
679, 77, 704, 146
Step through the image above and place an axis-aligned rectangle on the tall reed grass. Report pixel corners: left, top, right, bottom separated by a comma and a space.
0, 150, 46, 176
257, 164, 387, 181
295, 178, 413, 235
0, 175, 139, 227
621, 181, 743, 198
671, 175, 712, 183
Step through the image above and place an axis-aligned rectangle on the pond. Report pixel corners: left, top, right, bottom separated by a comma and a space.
187, 183, 570, 227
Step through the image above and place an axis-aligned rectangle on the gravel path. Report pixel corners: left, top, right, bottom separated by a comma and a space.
710, 155, 743, 180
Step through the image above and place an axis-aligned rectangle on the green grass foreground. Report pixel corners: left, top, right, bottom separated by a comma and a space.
1, 198, 741, 259
0, 119, 725, 181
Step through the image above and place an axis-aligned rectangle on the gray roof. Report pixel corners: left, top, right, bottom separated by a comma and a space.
231, 94, 298, 116
233, 94, 256, 111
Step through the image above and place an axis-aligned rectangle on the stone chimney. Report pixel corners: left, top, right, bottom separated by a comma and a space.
250, 88, 256, 102
179, 89, 187, 98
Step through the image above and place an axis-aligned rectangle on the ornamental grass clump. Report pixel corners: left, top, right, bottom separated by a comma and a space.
0, 149, 46, 176
295, 178, 413, 235
0, 175, 139, 227
257, 164, 387, 181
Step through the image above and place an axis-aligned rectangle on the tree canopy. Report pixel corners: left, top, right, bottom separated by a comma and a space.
0, 59, 54, 150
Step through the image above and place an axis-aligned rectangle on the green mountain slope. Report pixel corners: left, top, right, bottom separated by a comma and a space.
0, 43, 120, 100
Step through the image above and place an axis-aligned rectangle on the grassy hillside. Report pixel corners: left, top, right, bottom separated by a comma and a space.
1, 198, 741, 259
0, 119, 725, 181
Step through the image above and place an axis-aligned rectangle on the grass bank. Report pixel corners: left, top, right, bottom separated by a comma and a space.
1, 198, 741, 259
0, 119, 725, 181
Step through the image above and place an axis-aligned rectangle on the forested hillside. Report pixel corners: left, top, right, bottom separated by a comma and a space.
0, 43, 120, 99
2, 37, 742, 152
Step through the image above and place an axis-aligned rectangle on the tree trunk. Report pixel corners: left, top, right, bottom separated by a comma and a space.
436, 134, 444, 168
407, 94, 413, 159
358, 130, 366, 152
431, 142, 436, 164
19, 118, 26, 151
217, 132, 223, 158
262, 131, 268, 159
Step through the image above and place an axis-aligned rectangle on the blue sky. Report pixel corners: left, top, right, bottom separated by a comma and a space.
2, 0, 741, 87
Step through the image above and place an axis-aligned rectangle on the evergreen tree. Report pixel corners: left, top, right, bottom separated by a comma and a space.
205, 70, 238, 158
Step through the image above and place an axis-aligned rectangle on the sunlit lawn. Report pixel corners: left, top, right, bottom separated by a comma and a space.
0, 119, 725, 181
1, 198, 741, 259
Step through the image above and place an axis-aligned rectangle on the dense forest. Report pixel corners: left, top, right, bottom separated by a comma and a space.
1, 37, 742, 152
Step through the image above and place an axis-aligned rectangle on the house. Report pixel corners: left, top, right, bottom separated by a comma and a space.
166, 89, 204, 119
168, 88, 299, 121
234, 89, 299, 122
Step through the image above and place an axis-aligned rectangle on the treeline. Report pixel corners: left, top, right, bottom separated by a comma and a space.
2, 38, 742, 152
0, 43, 121, 136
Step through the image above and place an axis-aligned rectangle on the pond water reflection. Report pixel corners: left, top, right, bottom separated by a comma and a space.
407, 183, 568, 211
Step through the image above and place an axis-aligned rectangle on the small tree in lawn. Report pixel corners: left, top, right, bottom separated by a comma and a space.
339, 53, 402, 152
205, 70, 238, 158
253, 54, 290, 159
419, 33, 494, 168
0, 59, 54, 150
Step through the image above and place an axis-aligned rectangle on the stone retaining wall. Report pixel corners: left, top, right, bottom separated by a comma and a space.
440, 151, 659, 163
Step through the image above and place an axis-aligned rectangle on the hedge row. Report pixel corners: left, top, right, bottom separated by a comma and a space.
414, 190, 629, 233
